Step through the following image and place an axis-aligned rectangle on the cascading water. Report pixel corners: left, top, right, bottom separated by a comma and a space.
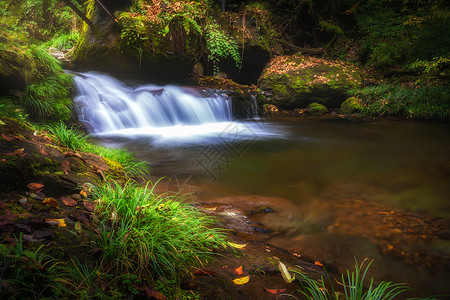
73, 72, 277, 144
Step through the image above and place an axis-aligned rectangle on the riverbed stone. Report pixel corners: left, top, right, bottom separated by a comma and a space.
258, 53, 362, 109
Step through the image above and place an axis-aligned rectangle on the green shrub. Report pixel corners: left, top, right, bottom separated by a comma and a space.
45, 32, 80, 50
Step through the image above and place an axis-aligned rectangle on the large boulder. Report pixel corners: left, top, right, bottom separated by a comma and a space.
258, 53, 362, 109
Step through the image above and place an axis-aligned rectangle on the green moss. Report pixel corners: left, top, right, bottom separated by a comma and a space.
341, 97, 363, 114
305, 102, 328, 116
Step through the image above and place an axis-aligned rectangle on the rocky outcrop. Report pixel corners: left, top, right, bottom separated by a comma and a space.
258, 53, 362, 109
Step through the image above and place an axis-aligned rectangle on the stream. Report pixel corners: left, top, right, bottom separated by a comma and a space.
74, 72, 450, 296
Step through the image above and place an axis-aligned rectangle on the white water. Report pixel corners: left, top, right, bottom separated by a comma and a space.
73, 72, 280, 144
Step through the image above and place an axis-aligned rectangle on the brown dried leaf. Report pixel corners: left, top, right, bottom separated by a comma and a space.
1, 133, 14, 141
61, 196, 77, 207
3, 148, 25, 157
264, 288, 286, 295
193, 269, 218, 276
62, 160, 70, 175
39, 148, 48, 156
235, 266, 243, 276
83, 200, 95, 212
27, 182, 45, 190
42, 197, 59, 209
143, 286, 166, 300
315, 261, 324, 267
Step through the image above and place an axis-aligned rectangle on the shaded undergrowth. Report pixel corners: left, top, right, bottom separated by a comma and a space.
350, 84, 450, 120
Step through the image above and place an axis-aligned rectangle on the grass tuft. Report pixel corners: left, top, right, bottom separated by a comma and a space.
90, 181, 227, 280
295, 259, 411, 300
45, 122, 149, 177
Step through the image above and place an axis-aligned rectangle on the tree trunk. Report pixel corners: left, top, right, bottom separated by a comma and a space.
61, 0, 94, 29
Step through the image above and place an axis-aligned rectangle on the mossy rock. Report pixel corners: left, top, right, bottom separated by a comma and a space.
305, 102, 328, 116
341, 97, 363, 114
72, 0, 202, 83
258, 53, 362, 109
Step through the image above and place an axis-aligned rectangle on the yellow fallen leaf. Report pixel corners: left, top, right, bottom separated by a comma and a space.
227, 242, 248, 249
233, 275, 250, 285
45, 218, 66, 227
75, 221, 82, 234
278, 261, 295, 283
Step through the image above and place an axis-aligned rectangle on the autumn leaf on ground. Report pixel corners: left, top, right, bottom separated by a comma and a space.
39, 148, 48, 156
61, 196, 77, 207
278, 261, 295, 283
227, 242, 248, 249
45, 218, 66, 227
27, 182, 45, 190
83, 200, 96, 212
75, 221, 82, 234
1, 133, 14, 141
232, 276, 250, 285
42, 197, 59, 209
80, 190, 88, 198
264, 288, 286, 295
235, 266, 243, 276
62, 160, 70, 175
3, 148, 26, 158
315, 261, 324, 267
193, 269, 218, 276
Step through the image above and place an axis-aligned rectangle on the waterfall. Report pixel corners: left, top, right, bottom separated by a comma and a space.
73, 72, 233, 132
72, 72, 277, 143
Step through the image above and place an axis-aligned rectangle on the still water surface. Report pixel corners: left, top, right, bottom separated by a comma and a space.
97, 117, 450, 295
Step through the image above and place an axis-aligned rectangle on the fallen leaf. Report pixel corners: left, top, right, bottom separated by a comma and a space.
39, 148, 48, 156
232, 275, 250, 285
278, 261, 295, 283
315, 261, 323, 267
143, 287, 166, 300
194, 269, 217, 276
227, 242, 248, 249
27, 182, 45, 190
0, 214, 15, 226
235, 266, 243, 276
75, 221, 82, 234
1, 133, 14, 141
42, 197, 59, 209
62, 160, 70, 175
45, 218, 66, 227
264, 288, 286, 295
80, 190, 88, 198
61, 196, 77, 207
83, 200, 95, 212
3, 148, 25, 157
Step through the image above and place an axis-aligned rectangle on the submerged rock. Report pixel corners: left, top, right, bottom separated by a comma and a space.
258, 53, 362, 109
